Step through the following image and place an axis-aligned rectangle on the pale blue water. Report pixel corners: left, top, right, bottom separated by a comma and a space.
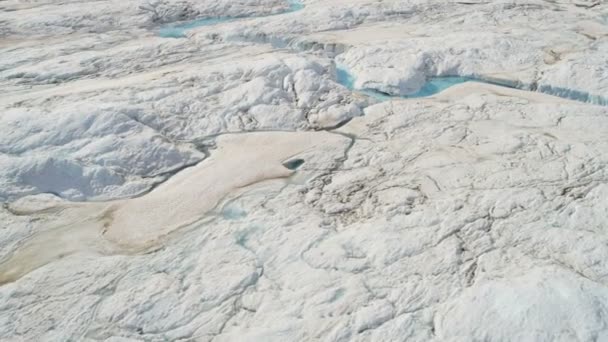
159, 0, 304, 38
336, 67, 355, 90
159, 18, 233, 38
286, 0, 305, 12
222, 205, 247, 220
337, 67, 471, 101
538, 85, 608, 106
337, 67, 608, 106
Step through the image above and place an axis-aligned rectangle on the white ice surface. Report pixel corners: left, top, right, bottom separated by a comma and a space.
1, 0, 608, 341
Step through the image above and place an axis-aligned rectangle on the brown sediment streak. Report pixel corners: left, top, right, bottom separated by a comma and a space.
0, 214, 105, 285
0, 131, 350, 285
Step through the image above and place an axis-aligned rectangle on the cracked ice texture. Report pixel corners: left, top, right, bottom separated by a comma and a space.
1, 0, 608, 341
0, 51, 365, 201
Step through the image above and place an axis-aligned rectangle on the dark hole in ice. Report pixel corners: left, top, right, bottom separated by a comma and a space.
283, 158, 305, 170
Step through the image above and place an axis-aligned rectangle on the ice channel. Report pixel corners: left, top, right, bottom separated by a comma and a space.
159, 0, 304, 38
337, 66, 608, 105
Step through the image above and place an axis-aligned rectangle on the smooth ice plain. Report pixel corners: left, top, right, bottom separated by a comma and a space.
1, 0, 608, 341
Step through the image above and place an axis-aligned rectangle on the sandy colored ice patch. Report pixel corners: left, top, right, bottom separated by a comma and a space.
105, 130, 350, 248
0, 130, 350, 284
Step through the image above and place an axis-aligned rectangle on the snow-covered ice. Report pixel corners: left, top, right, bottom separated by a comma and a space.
1, 0, 608, 341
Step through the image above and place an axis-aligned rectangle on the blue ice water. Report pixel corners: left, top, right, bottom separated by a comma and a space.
361, 76, 473, 101
222, 205, 247, 220
538, 85, 608, 106
159, 17, 233, 38
158, 27, 187, 39
159, 0, 304, 38
287, 0, 305, 12
337, 67, 356, 90
408, 77, 472, 97
337, 67, 470, 100
336, 67, 608, 106
360, 89, 394, 102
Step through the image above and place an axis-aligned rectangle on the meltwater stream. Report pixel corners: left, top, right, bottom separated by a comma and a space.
337, 67, 608, 106
159, 0, 304, 38
337, 67, 472, 101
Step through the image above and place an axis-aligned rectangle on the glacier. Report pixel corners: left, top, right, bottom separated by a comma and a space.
1, 0, 608, 341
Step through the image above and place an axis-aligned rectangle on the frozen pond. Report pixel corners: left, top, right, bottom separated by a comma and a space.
337, 67, 471, 101
159, 0, 304, 38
